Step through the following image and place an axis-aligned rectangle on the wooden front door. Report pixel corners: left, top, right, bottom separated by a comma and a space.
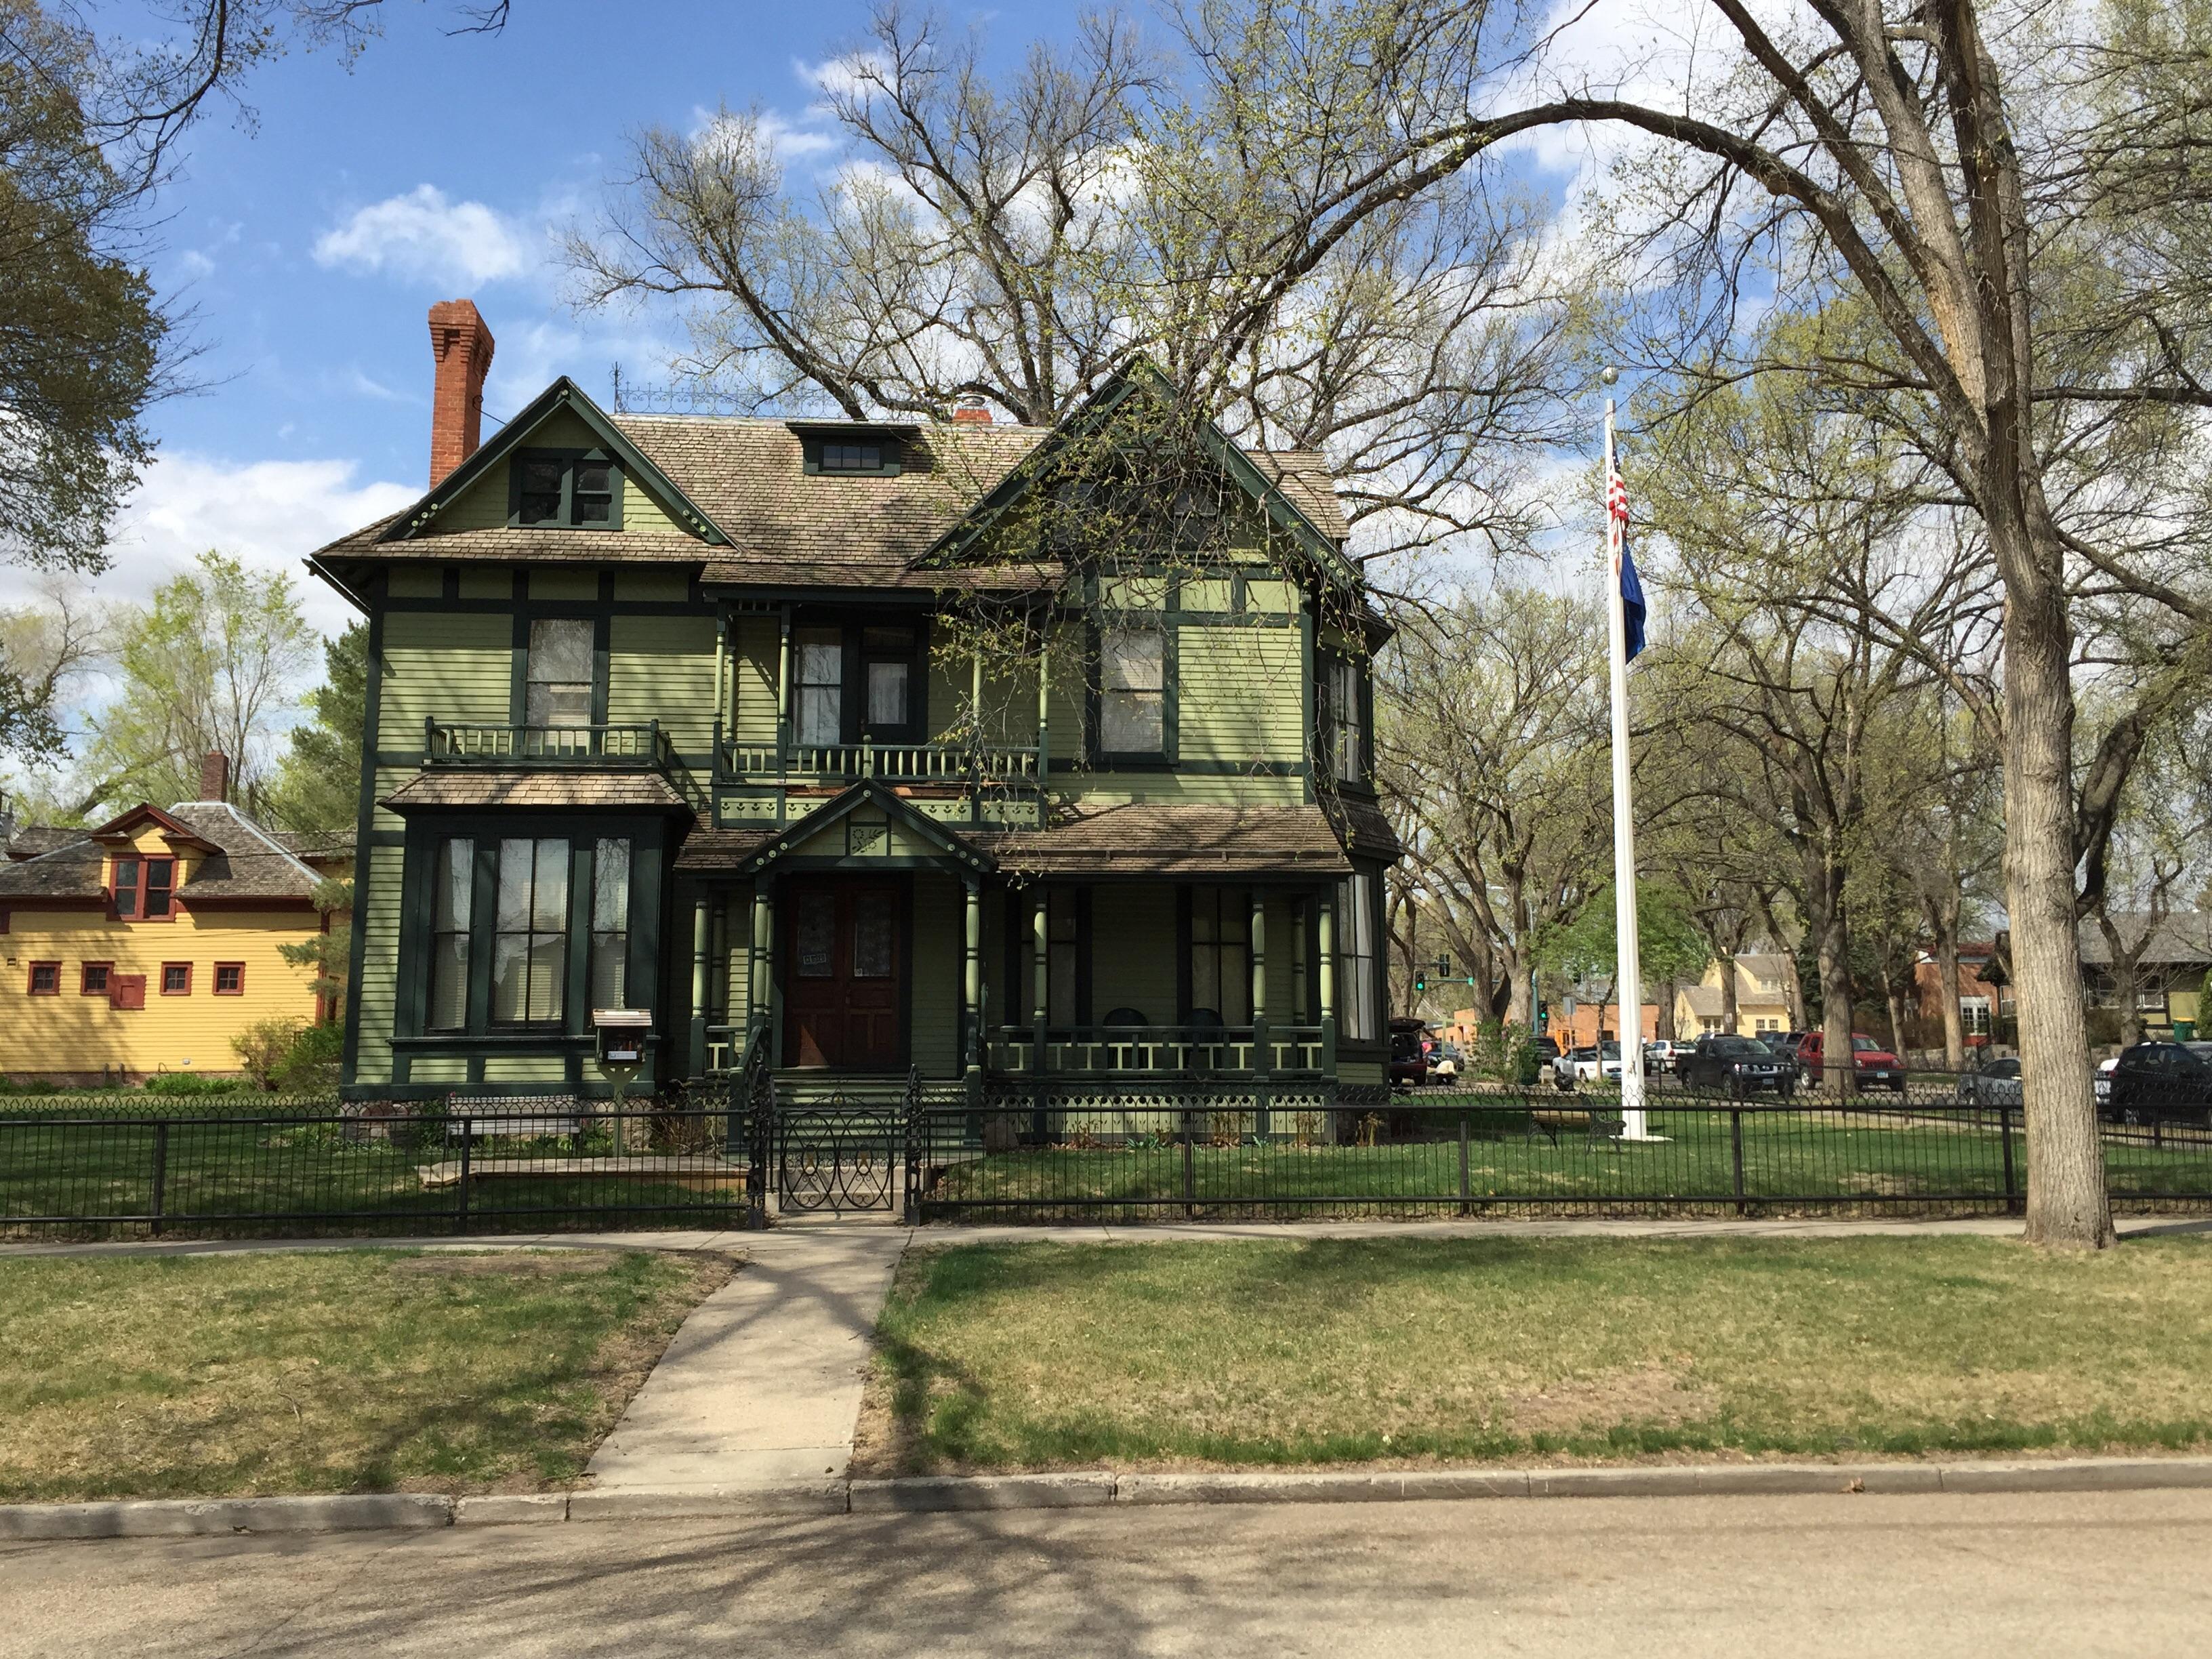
783, 878, 904, 1069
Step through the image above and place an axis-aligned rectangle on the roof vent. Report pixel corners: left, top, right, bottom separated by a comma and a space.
951, 394, 993, 426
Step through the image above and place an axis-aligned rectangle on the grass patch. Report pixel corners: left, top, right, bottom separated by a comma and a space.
860, 1235, 2212, 1473
0, 1247, 729, 1501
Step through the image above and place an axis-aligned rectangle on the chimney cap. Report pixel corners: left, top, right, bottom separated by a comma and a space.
951, 394, 993, 425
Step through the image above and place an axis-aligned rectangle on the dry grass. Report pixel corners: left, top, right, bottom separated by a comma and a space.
859, 1234, 2212, 1474
0, 1248, 730, 1502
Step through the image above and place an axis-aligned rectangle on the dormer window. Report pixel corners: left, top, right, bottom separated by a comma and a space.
792, 422, 912, 478
512, 449, 622, 529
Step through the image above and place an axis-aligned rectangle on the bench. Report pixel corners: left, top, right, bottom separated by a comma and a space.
1526, 1108, 1627, 1149
447, 1095, 586, 1142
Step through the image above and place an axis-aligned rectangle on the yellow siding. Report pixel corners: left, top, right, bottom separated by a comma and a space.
1, 879, 327, 1080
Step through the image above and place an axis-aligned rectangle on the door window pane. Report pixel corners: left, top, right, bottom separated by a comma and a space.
1101, 628, 1165, 754
589, 838, 630, 1010
491, 837, 569, 1025
853, 892, 895, 979
1188, 886, 1250, 1024
795, 628, 843, 745
867, 661, 909, 730
527, 619, 594, 727
795, 890, 836, 977
428, 838, 474, 1031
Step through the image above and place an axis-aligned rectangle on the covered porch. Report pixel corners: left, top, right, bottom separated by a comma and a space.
674, 791, 1384, 1092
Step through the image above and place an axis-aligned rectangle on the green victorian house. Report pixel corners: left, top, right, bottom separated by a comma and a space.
313, 301, 1399, 1107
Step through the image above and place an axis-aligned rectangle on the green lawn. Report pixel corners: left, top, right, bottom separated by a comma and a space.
921, 1108, 2209, 1217
0, 1248, 728, 1501
861, 1235, 2212, 1473
0, 1115, 751, 1240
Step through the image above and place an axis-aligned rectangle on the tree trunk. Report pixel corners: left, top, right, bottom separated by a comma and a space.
1656, 979, 1677, 1041
1934, 892, 1966, 1071
1719, 959, 1739, 1035
1884, 981, 1908, 1060
1803, 842, 1854, 1097
2002, 574, 2114, 1248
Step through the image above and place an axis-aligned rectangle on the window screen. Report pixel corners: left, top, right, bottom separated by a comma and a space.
795, 627, 844, 747
1101, 627, 1166, 754
526, 619, 594, 727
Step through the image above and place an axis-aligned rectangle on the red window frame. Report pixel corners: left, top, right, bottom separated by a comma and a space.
112, 855, 177, 921
213, 962, 245, 996
26, 961, 60, 995
80, 961, 113, 996
160, 962, 192, 996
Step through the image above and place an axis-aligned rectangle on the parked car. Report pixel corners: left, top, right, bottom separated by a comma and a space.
1797, 1031, 1906, 1092
1642, 1038, 1692, 1076
1427, 1041, 1463, 1085
1388, 1017, 1428, 1090
1953, 1056, 2022, 1109
1679, 1033, 1801, 1097
2104, 1041, 2212, 1126
1532, 1035, 1561, 1063
2095, 1054, 2118, 1105
1553, 1042, 1623, 1090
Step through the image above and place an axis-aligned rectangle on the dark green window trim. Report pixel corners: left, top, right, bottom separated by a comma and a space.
507, 447, 625, 531
799, 434, 905, 477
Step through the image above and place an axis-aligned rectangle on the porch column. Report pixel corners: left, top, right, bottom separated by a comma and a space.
688, 895, 710, 1077
1318, 883, 1338, 1079
1250, 888, 1271, 1130
1031, 886, 1050, 1084
1035, 624, 1051, 804
776, 605, 792, 798
963, 876, 983, 1099
750, 884, 772, 1033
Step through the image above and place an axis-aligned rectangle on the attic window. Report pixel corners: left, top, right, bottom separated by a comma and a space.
797, 430, 905, 477
512, 450, 623, 529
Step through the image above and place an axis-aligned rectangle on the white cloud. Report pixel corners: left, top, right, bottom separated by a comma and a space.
796, 52, 895, 101
81, 453, 415, 640
312, 184, 533, 288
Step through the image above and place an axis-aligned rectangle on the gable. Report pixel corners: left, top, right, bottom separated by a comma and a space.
377, 378, 729, 546
734, 781, 994, 876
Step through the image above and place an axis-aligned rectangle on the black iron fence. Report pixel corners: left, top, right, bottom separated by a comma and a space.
4, 1079, 2208, 1240
905, 1082, 2212, 1223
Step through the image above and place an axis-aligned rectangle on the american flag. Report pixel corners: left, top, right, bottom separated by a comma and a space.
1607, 470, 1629, 525
1608, 465, 1645, 661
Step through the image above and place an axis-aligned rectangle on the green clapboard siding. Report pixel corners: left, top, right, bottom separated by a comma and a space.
378, 612, 512, 745
731, 617, 779, 745
457, 567, 510, 600
482, 1055, 571, 1084
352, 843, 405, 1081
1178, 624, 1303, 765
531, 569, 598, 600
609, 613, 718, 754
912, 874, 962, 1075
1090, 884, 1178, 1023
617, 570, 690, 602
388, 567, 443, 598
409, 1057, 469, 1084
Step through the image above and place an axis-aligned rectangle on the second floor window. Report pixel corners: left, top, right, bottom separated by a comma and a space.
113, 856, 175, 919
1319, 653, 1366, 784
492, 837, 571, 1025
515, 451, 619, 528
527, 619, 594, 727
1100, 626, 1166, 756
795, 627, 843, 747
1336, 874, 1378, 1042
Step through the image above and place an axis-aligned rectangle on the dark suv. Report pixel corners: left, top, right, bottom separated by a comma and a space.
1679, 1033, 1801, 1097
2105, 1042, 2212, 1126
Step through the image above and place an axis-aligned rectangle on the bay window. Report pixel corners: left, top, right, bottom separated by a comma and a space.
1319, 653, 1367, 785
491, 837, 570, 1026
589, 837, 631, 1010
1336, 873, 1378, 1042
427, 838, 474, 1031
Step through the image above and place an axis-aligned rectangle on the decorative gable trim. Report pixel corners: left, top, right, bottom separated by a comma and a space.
919, 358, 1357, 589
733, 780, 995, 877
376, 377, 732, 546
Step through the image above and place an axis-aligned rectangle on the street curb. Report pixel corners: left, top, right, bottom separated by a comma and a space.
7, 1457, 2210, 1539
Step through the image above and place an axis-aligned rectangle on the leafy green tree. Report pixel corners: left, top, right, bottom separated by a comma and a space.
266, 623, 367, 834
80, 551, 317, 815
1534, 880, 1705, 1042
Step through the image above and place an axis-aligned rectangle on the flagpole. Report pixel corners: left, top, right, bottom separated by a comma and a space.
1602, 389, 1650, 1137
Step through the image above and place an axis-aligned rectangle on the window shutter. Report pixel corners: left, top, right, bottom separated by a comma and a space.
110, 974, 147, 1011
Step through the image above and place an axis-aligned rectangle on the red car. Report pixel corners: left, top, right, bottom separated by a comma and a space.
1797, 1031, 1905, 1091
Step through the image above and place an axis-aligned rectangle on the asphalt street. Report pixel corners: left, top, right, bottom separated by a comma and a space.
3, 1488, 2207, 1658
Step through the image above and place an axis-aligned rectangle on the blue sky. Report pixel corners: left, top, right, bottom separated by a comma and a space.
81, 0, 1073, 636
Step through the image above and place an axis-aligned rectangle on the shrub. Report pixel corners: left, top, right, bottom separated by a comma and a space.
273, 1021, 345, 1092
232, 1017, 308, 1090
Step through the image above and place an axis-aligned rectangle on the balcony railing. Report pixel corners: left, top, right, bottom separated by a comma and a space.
424, 720, 674, 768
989, 1023, 1332, 1079
720, 738, 1041, 788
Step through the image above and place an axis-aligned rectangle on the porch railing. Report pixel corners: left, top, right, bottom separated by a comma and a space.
987, 1023, 1331, 1078
424, 720, 673, 768
718, 737, 1040, 788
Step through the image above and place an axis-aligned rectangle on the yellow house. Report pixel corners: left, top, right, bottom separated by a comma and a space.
1675, 952, 1798, 1038
0, 779, 351, 1086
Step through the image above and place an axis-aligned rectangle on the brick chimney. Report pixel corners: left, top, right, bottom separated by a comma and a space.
951, 393, 993, 425
428, 299, 497, 484
200, 751, 230, 804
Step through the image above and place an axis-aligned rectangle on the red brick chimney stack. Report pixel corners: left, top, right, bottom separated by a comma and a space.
428, 300, 497, 485
200, 751, 230, 804
951, 394, 993, 425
